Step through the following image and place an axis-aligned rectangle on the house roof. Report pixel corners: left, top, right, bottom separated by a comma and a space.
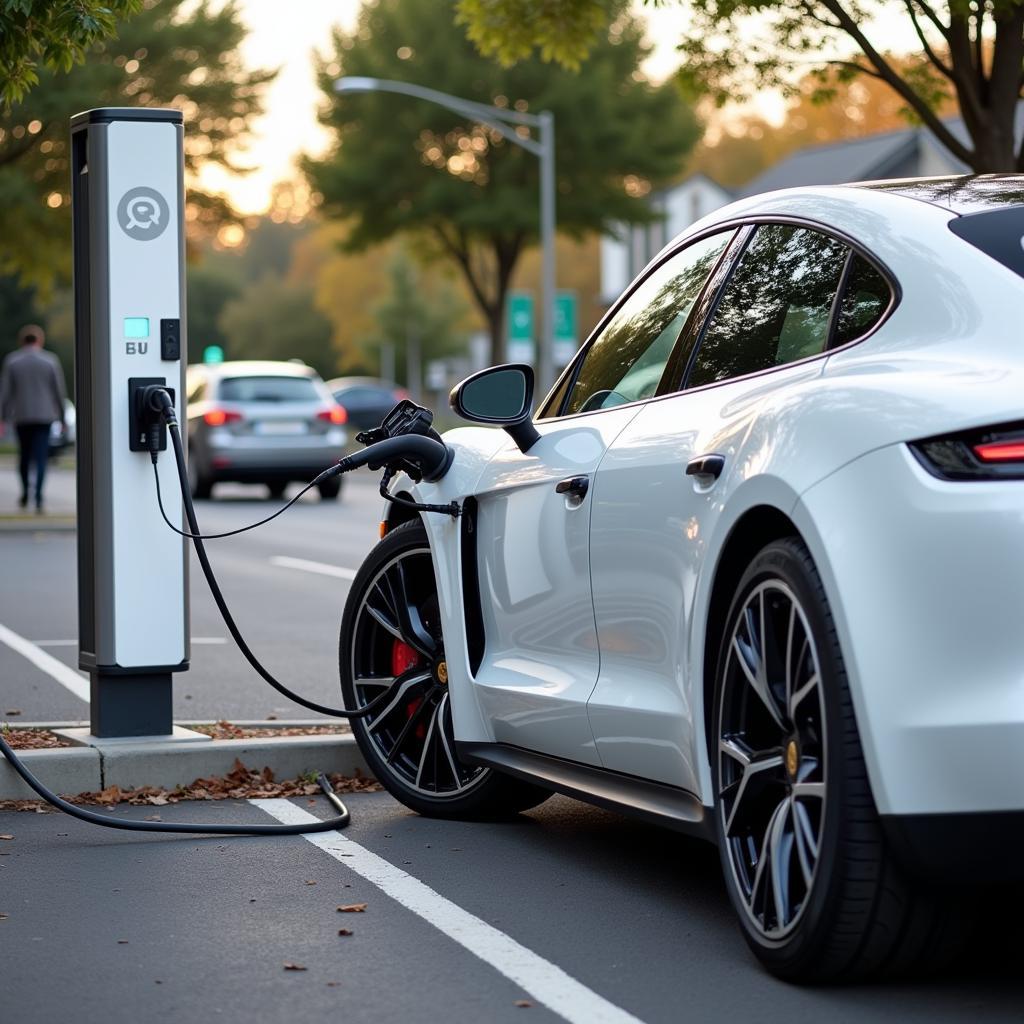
736, 128, 925, 198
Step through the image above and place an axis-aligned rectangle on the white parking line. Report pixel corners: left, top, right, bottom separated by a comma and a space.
251, 799, 646, 1024
0, 622, 89, 703
269, 555, 357, 581
31, 637, 227, 647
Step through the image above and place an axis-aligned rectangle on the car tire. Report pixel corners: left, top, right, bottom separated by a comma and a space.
318, 477, 342, 501
712, 537, 971, 981
187, 453, 213, 500
267, 481, 288, 500
339, 521, 551, 820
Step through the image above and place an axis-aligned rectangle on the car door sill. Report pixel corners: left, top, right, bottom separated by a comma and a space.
456, 741, 714, 842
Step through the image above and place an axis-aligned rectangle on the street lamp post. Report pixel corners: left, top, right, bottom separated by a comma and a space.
335, 76, 556, 394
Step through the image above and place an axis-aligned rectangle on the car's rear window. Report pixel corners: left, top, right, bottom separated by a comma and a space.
218, 376, 319, 402
948, 204, 1024, 279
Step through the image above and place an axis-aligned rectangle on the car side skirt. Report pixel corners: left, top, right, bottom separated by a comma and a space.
456, 741, 714, 841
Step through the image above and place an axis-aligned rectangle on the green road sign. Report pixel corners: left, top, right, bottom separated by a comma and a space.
508, 292, 534, 342
507, 291, 578, 365
203, 345, 224, 364
554, 291, 578, 366
554, 292, 577, 342
507, 291, 534, 363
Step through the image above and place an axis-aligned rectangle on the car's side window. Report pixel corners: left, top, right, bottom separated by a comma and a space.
832, 255, 891, 347
560, 231, 732, 416
687, 224, 849, 390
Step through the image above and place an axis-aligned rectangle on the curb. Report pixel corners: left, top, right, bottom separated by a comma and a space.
0, 728, 370, 800
0, 516, 76, 533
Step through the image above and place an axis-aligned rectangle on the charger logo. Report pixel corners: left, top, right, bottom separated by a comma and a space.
117, 187, 169, 241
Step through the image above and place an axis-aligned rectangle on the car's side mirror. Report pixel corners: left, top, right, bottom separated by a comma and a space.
449, 363, 541, 454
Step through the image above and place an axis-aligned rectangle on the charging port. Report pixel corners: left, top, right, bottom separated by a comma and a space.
128, 377, 175, 452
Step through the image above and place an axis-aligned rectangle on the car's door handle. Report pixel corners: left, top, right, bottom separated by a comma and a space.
685, 454, 726, 480
555, 475, 590, 501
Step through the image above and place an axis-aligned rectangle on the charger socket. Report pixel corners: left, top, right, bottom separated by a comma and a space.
128, 377, 175, 452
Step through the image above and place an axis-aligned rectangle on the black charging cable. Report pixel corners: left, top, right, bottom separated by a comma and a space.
152, 463, 337, 540
0, 387, 458, 837
151, 397, 408, 722
0, 733, 350, 835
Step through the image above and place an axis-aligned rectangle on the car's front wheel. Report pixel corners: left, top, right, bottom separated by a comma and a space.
339, 521, 550, 819
713, 537, 969, 981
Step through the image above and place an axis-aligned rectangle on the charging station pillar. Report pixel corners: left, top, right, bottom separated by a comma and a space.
71, 108, 189, 737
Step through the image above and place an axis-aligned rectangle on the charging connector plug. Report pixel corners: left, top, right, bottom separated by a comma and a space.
129, 379, 176, 456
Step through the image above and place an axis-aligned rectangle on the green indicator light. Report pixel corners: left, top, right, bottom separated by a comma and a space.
124, 317, 150, 339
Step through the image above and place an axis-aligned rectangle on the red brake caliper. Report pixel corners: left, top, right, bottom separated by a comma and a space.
392, 640, 427, 738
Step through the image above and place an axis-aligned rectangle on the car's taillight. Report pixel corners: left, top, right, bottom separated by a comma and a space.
203, 408, 243, 427
973, 439, 1024, 463
911, 422, 1024, 480
317, 405, 347, 425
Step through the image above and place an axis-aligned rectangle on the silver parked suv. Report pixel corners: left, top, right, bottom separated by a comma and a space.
185, 360, 348, 500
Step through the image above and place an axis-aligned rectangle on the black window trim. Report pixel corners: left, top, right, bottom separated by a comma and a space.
537, 225, 741, 419
679, 216, 901, 395
538, 214, 900, 422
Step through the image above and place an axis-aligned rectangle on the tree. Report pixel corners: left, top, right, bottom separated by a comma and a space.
458, 1, 1024, 173
305, 0, 699, 364
0, 0, 143, 106
362, 248, 468, 392
218, 276, 336, 378
186, 262, 242, 357
0, 0, 275, 291
689, 63, 958, 188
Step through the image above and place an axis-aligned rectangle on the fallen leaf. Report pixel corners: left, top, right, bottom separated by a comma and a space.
0, 913, 8, 920
144, 815, 161, 822
337, 903, 367, 913
326, 982, 339, 988
0, 835, 13, 841
4, 709, 22, 716
337, 928, 353, 936
266, 714, 278, 721
515, 1000, 533, 1009
304, 880, 316, 886
117, 940, 129, 945
283, 962, 307, 971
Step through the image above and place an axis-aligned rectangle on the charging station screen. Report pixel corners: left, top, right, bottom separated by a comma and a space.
124, 317, 150, 338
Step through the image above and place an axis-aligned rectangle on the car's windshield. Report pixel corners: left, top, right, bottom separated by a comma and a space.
218, 376, 319, 403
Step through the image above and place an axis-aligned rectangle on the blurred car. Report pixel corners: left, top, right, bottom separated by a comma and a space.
185, 361, 348, 500
326, 376, 406, 432
48, 399, 76, 455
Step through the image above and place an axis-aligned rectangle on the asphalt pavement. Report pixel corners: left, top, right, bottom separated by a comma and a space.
3, 462, 1024, 1021
0, 462, 383, 722
2, 791, 1023, 1024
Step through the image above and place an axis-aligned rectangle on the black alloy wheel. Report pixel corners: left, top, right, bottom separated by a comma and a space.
340, 521, 550, 819
717, 575, 826, 941
712, 537, 972, 981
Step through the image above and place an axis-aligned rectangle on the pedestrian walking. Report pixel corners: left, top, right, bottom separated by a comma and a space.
0, 324, 67, 513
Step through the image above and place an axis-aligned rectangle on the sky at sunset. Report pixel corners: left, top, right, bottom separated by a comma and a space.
199, 2, 919, 216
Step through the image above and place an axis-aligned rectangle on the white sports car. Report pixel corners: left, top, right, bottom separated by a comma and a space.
339, 176, 1024, 981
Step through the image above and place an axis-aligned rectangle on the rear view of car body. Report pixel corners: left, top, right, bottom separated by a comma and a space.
186, 361, 347, 495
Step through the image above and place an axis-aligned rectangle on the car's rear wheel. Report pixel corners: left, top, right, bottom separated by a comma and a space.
339, 521, 550, 819
187, 453, 212, 500
713, 537, 970, 981
267, 481, 287, 500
